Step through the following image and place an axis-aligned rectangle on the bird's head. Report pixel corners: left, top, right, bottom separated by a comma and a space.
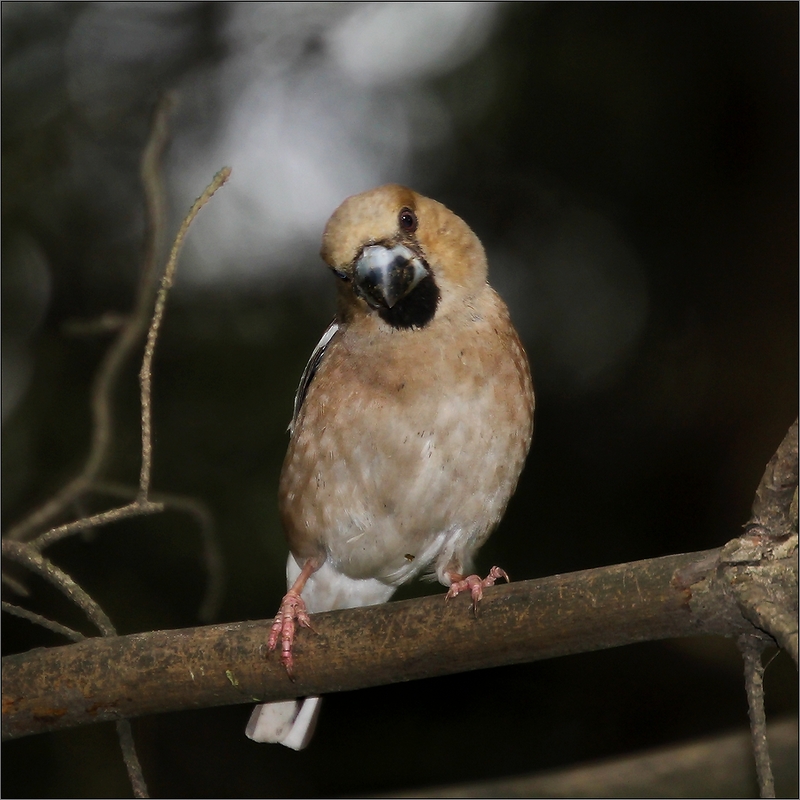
320, 184, 488, 329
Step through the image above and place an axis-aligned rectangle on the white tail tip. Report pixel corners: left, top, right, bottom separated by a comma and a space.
245, 697, 321, 750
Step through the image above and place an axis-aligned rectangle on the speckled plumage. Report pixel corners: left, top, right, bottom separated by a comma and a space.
246, 185, 534, 749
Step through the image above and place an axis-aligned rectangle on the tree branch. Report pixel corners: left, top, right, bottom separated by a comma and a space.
2, 546, 777, 741
384, 717, 798, 798
750, 419, 798, 540
738, 635, 776, 798
91, 481, 224, 622
1, 115, 231, 794
116, 719, 149, 799
137, 166, 231, 499
1, 601, 85, 643
2, 541, 115, 637
726, 418, 800, 667
3, 95, 175, 544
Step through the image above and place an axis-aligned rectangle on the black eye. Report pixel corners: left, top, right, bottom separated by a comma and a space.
398, 207, 417, 233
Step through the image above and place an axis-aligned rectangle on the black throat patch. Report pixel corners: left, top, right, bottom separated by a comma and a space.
378, 272, 440, 330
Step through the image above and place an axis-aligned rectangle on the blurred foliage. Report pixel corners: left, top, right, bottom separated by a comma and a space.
2, 3, 797, 798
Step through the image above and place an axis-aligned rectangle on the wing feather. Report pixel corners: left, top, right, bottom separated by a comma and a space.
290, 320, 339, 435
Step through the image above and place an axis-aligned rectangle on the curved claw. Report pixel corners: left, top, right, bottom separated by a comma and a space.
445, 566, 510, 616
268, 590, 315, 677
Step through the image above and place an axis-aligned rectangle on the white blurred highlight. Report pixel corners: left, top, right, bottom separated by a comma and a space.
165, 3, 500, 284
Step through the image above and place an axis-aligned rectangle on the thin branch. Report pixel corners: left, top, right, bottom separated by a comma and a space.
738, 635, 776, 799
1, 601, 85, 643
1, 104, 229, 799
5, 524, 152, 796
2, 541, 115, 637
138, 93, 173, 302
716, 420, 800, 667
750, 418, 798, 539
29, 500, 164, 552
116, 720, 149, 799
4, 95, 175, 543
385, 717, 798, 798
1, 572, 30, 597
138, 166, 231, 499
92, 481, 224, 621
1, 547, 775, 741
61, 311, 128, 338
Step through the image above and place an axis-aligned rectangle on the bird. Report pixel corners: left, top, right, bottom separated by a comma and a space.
246, 184, 534, 750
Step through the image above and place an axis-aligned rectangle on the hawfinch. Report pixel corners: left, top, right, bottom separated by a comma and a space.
246, 185, 534, 749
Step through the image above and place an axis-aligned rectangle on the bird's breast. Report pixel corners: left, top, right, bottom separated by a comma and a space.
279, 301, 533, 585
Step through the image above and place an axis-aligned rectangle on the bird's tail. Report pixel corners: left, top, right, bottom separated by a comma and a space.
245, 696, 321, 751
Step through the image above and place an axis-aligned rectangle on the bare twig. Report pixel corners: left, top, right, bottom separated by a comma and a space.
138, 166, 231, 499
1, 601, 85, 643
716, 420, 800, 667
1, 572, 30, 597
1, 95, 229, 798
4, 96, 176, 544
720, 422, 799, 800
93, 481, 224, 621
750, 419, 799, 539
729, 535, 799, 668
29, 500, 164, 552
2, 541, 115, 637
62, 312, 128, 338
116, 720, 149, 799
738, 635, 776, 798
385, 717, 798, 798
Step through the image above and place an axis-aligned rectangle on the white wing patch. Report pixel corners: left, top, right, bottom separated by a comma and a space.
290, 320, 339, 435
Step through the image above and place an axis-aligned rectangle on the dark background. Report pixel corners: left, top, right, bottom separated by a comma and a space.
2, 3, 797, 797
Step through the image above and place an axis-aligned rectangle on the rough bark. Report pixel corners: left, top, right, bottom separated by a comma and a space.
2, 546, 776, 741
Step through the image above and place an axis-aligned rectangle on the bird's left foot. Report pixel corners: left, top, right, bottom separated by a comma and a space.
445, 566, 509, 615
268, 590, 314, 677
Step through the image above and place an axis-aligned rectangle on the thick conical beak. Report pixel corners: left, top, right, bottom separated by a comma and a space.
353, 244, 428, 309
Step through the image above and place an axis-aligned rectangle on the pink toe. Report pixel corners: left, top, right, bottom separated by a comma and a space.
444, 567, 510, 612
267, 591, 312, 676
